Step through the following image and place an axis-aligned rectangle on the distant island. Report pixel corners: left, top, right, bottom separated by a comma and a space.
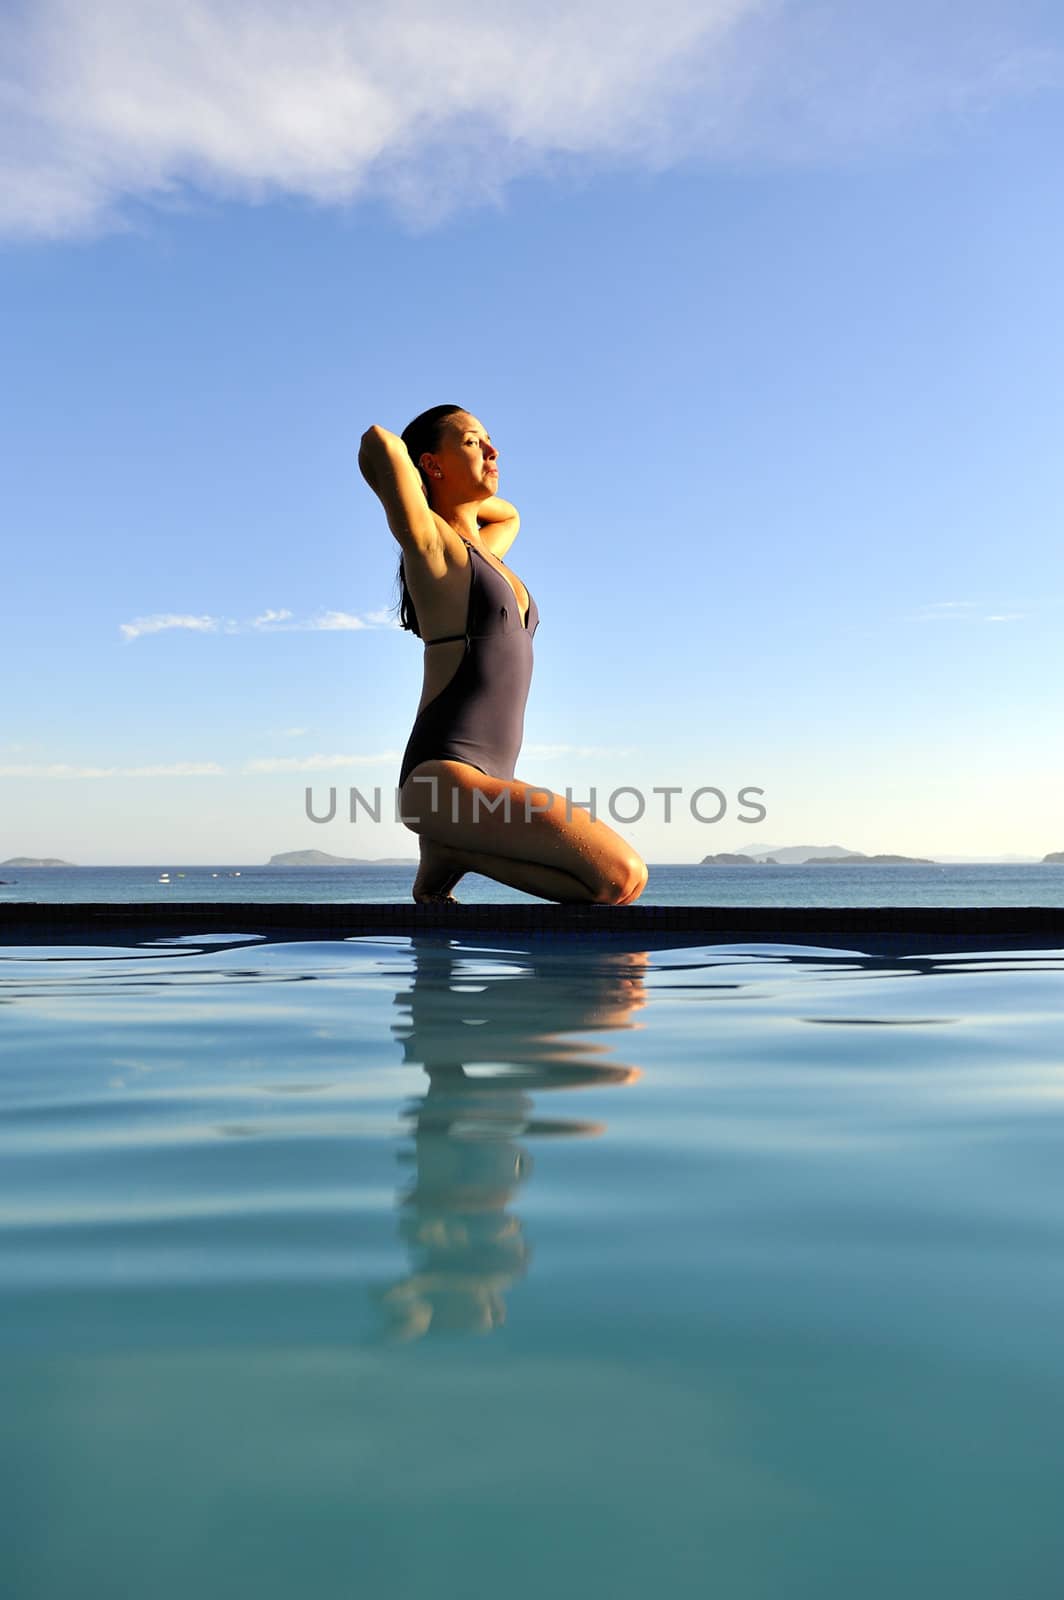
0, 856, 75, 868
701, 846, 935, 866
709, 842, 1056, 864
267, 850, 418, 867
802, 852, 935, 865
705, 843, 864, 864
701, 853, 778, 866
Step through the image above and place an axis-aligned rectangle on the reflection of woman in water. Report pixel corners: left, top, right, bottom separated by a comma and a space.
358, 407, 648, 906
375, 938, 647, 1340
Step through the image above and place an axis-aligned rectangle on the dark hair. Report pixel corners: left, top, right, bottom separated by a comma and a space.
395, 404, 467, 636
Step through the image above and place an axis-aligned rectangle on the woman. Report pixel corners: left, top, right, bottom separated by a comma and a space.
359, 405, 648, 905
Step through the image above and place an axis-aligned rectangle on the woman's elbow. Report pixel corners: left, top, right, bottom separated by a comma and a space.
360, 424, 400, 455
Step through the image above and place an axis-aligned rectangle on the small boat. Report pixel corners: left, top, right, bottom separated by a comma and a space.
158, 873, 171, 883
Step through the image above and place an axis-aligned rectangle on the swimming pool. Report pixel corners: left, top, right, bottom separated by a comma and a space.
3, 933, 1063, 1597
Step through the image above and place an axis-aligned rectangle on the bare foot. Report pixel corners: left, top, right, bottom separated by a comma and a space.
412, 838, 466, 903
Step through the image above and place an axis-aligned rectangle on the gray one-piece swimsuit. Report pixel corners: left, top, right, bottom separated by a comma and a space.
398, 537, 540, 789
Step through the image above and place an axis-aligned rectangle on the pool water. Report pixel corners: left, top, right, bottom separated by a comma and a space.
2, 934, 1064, 1598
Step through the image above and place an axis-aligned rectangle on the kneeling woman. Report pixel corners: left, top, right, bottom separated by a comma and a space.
358, 405, 648, 906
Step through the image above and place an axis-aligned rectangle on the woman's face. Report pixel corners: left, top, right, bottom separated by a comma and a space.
424, 412, 499, 499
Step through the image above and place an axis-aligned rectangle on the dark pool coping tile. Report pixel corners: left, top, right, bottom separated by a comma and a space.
2, 903, 1064, 958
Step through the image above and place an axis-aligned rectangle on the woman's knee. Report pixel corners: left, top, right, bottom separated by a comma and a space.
592, 851, 648, 906
619, 856, 650, 905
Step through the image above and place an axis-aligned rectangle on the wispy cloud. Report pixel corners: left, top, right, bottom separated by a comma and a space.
309, 611, 366, 632
2, 1, 1058, 239
910, 600, 978, 621
1, 752, 398, 777
119, 613, 219, 641
2, 747, 631, 778
910, 599, 1029, 623
524, 743, 639, 759
244, 752, 398, 773
119, 607, 390, 640
249, 607, 393, 632
0, 762, 225, 778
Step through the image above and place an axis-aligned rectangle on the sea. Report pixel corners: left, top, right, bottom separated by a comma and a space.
2, 861, 1064, 907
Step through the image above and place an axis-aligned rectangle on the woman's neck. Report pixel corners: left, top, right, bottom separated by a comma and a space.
431, 497, 482, 542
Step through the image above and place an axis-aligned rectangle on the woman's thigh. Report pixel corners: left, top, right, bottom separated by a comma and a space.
399, 760, 645, 898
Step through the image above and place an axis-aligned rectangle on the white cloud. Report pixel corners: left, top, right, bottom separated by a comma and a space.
0, 762, 225, 778
119, 607, 389, 638
910, 600, 977, 621
244, 752, 398, 772
523, 743, 639, 758
909, 600, 1030, 623
1, 751, 398, 777
118, 612, 219, 640
308, 611, 367, 631
2, 1, 1058, 239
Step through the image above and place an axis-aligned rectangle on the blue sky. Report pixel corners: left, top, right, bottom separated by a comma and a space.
2, 0, 1063, 864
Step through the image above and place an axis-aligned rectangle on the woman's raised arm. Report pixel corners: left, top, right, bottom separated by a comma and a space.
475, 493, 521, 559
358, 425, 442, 556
